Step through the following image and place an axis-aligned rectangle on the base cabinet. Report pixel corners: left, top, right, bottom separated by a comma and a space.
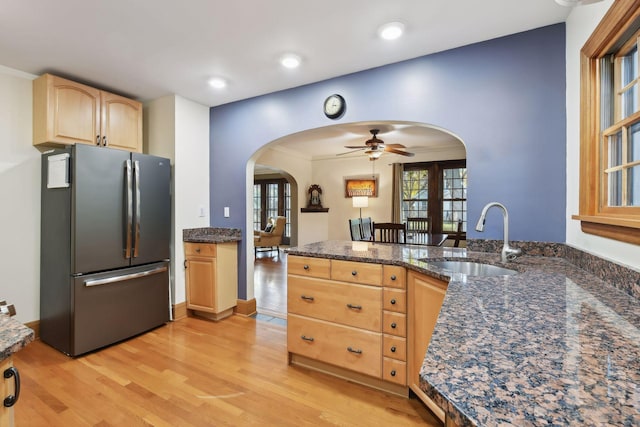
185, 242, 238, 320
0, 357, 15, 427
408, 270, 448, 422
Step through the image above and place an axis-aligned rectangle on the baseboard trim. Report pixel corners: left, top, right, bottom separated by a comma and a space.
172, 302, 188, 321
25, 320, 40, 339
234, 298, 257, 317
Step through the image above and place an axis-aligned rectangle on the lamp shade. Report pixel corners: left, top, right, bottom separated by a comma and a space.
352, 196, 369, 208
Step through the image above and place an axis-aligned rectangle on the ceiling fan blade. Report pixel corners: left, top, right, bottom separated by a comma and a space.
337, 148, 366, 156
344, 145, 369, 149
385, 143, 406, 148
384, 146, 415, 156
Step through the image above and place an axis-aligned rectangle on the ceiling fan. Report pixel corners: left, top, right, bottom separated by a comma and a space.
340, 129, 415, 160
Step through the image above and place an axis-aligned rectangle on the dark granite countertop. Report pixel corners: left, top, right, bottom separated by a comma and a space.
0, 315, 34, 362
183, 227, 242, 243
286, 240, 640, 426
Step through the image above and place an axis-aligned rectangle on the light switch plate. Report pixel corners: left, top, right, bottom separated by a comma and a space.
224, 207, 230, 217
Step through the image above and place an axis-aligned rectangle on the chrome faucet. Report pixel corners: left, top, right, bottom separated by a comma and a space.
475, 202, 522, 263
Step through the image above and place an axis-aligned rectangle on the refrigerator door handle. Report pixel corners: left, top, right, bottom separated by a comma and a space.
133, 160, 141, 258
124, 160, 133, 259
84, 265, 168, 287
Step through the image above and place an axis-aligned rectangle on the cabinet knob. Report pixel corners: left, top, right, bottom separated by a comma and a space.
303, 265, 309, 270
390, 298, 396, 305
96, 135, 101, 146
390, 346, 396, 353
351, 270, 357, 276
390, 370, 397, 377
391, 322, 397, 329
102, 135, 107, 146
390, 274, 397, 281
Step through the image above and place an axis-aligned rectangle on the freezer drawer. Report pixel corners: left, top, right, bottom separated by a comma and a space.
72, 262, 169, 356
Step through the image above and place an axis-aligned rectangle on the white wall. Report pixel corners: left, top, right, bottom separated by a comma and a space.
565, 1, 640, 269
0, 66, 40, 323
145, 95, 210, 306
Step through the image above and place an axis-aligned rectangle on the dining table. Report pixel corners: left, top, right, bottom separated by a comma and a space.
405, 231, 448, 246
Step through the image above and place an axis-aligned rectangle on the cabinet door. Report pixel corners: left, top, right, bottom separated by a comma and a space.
33, 74, 100, 147
407, 271, 447, 421
186, 257, 216, 311
0, 357, 14, 427
101, 91, 142, 152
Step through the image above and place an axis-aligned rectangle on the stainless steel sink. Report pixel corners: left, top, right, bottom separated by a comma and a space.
423, 260, 517, 276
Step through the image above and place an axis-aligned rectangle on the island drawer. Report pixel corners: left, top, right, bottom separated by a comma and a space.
184, 242, 216, 257
288, 276, 382, 331
383, 265, 406, 289
383, 358, 407, 386
383, 335, 406, 361
331, 260, 382, 286
288, 256, 331, 279
382, 289, 406, 313
288, 314, 382, 378
382, 311, 406, 337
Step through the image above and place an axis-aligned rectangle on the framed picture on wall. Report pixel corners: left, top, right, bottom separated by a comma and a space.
344, 178, 377, 197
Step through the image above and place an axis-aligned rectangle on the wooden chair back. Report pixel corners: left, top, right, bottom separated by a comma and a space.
406, 217, 432, 234
373, 222, 407, 243
453, 219, 464, 247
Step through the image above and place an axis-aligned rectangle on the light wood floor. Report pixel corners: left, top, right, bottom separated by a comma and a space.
254, 249, 287, 318
14, 316, 440, 426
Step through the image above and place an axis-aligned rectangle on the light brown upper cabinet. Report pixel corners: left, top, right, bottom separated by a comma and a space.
33, 73, 142, 153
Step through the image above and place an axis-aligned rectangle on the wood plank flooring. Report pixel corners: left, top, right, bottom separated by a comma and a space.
13, 316, 440, 426
254, 249, 287, 318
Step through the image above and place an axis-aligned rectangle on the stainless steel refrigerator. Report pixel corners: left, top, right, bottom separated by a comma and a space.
40, 144, 171, 356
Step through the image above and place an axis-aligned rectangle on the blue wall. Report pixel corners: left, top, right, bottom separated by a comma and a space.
210, 24, 566, 298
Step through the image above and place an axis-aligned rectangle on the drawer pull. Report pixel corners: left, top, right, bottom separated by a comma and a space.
195, 248, 201, 253
390, 370, 397, 377
300, 335, 314, 342
391, 322, 397, 329
300, 295, 315, 302
390, 298, 397, 305
347, 346, 362, 355
303, 265, 310, 270
351, 270, 358, 276
390, 274, 397, 281
391, 346, 397, 353
346, 304, 362, 310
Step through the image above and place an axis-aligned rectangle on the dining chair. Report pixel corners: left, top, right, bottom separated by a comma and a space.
361, 217, 373, 241
349, 218, 364, 241
406, 217, 432, 234
373, 222, 407, 243
453, 219, 464, 247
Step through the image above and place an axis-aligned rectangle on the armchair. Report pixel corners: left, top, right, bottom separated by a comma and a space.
254, 216, 286, 256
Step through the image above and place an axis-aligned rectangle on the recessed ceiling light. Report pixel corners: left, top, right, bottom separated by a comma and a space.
378, 22, 405, 40
208, 77, 227, 89
280, 53, 301, 69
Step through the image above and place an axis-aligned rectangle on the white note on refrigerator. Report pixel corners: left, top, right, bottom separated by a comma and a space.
47, 153, 70, 188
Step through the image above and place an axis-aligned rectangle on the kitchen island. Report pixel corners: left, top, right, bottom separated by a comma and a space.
286, 240, 640, 426
0, 315, 34, 426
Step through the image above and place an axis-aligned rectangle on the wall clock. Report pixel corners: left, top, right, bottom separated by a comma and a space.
323, 94, 346, 119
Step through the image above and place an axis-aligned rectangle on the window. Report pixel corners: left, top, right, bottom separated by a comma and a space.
575, 0, 640, 245
253, 178, 291, 244
400, 160, 467, 236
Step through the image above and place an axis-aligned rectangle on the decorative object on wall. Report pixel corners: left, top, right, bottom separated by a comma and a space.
301, 184, 329, 212
352, 196, 368, 220
323, 94, 346, 119
345, 178, 377, 197
338, 129, 415, 160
